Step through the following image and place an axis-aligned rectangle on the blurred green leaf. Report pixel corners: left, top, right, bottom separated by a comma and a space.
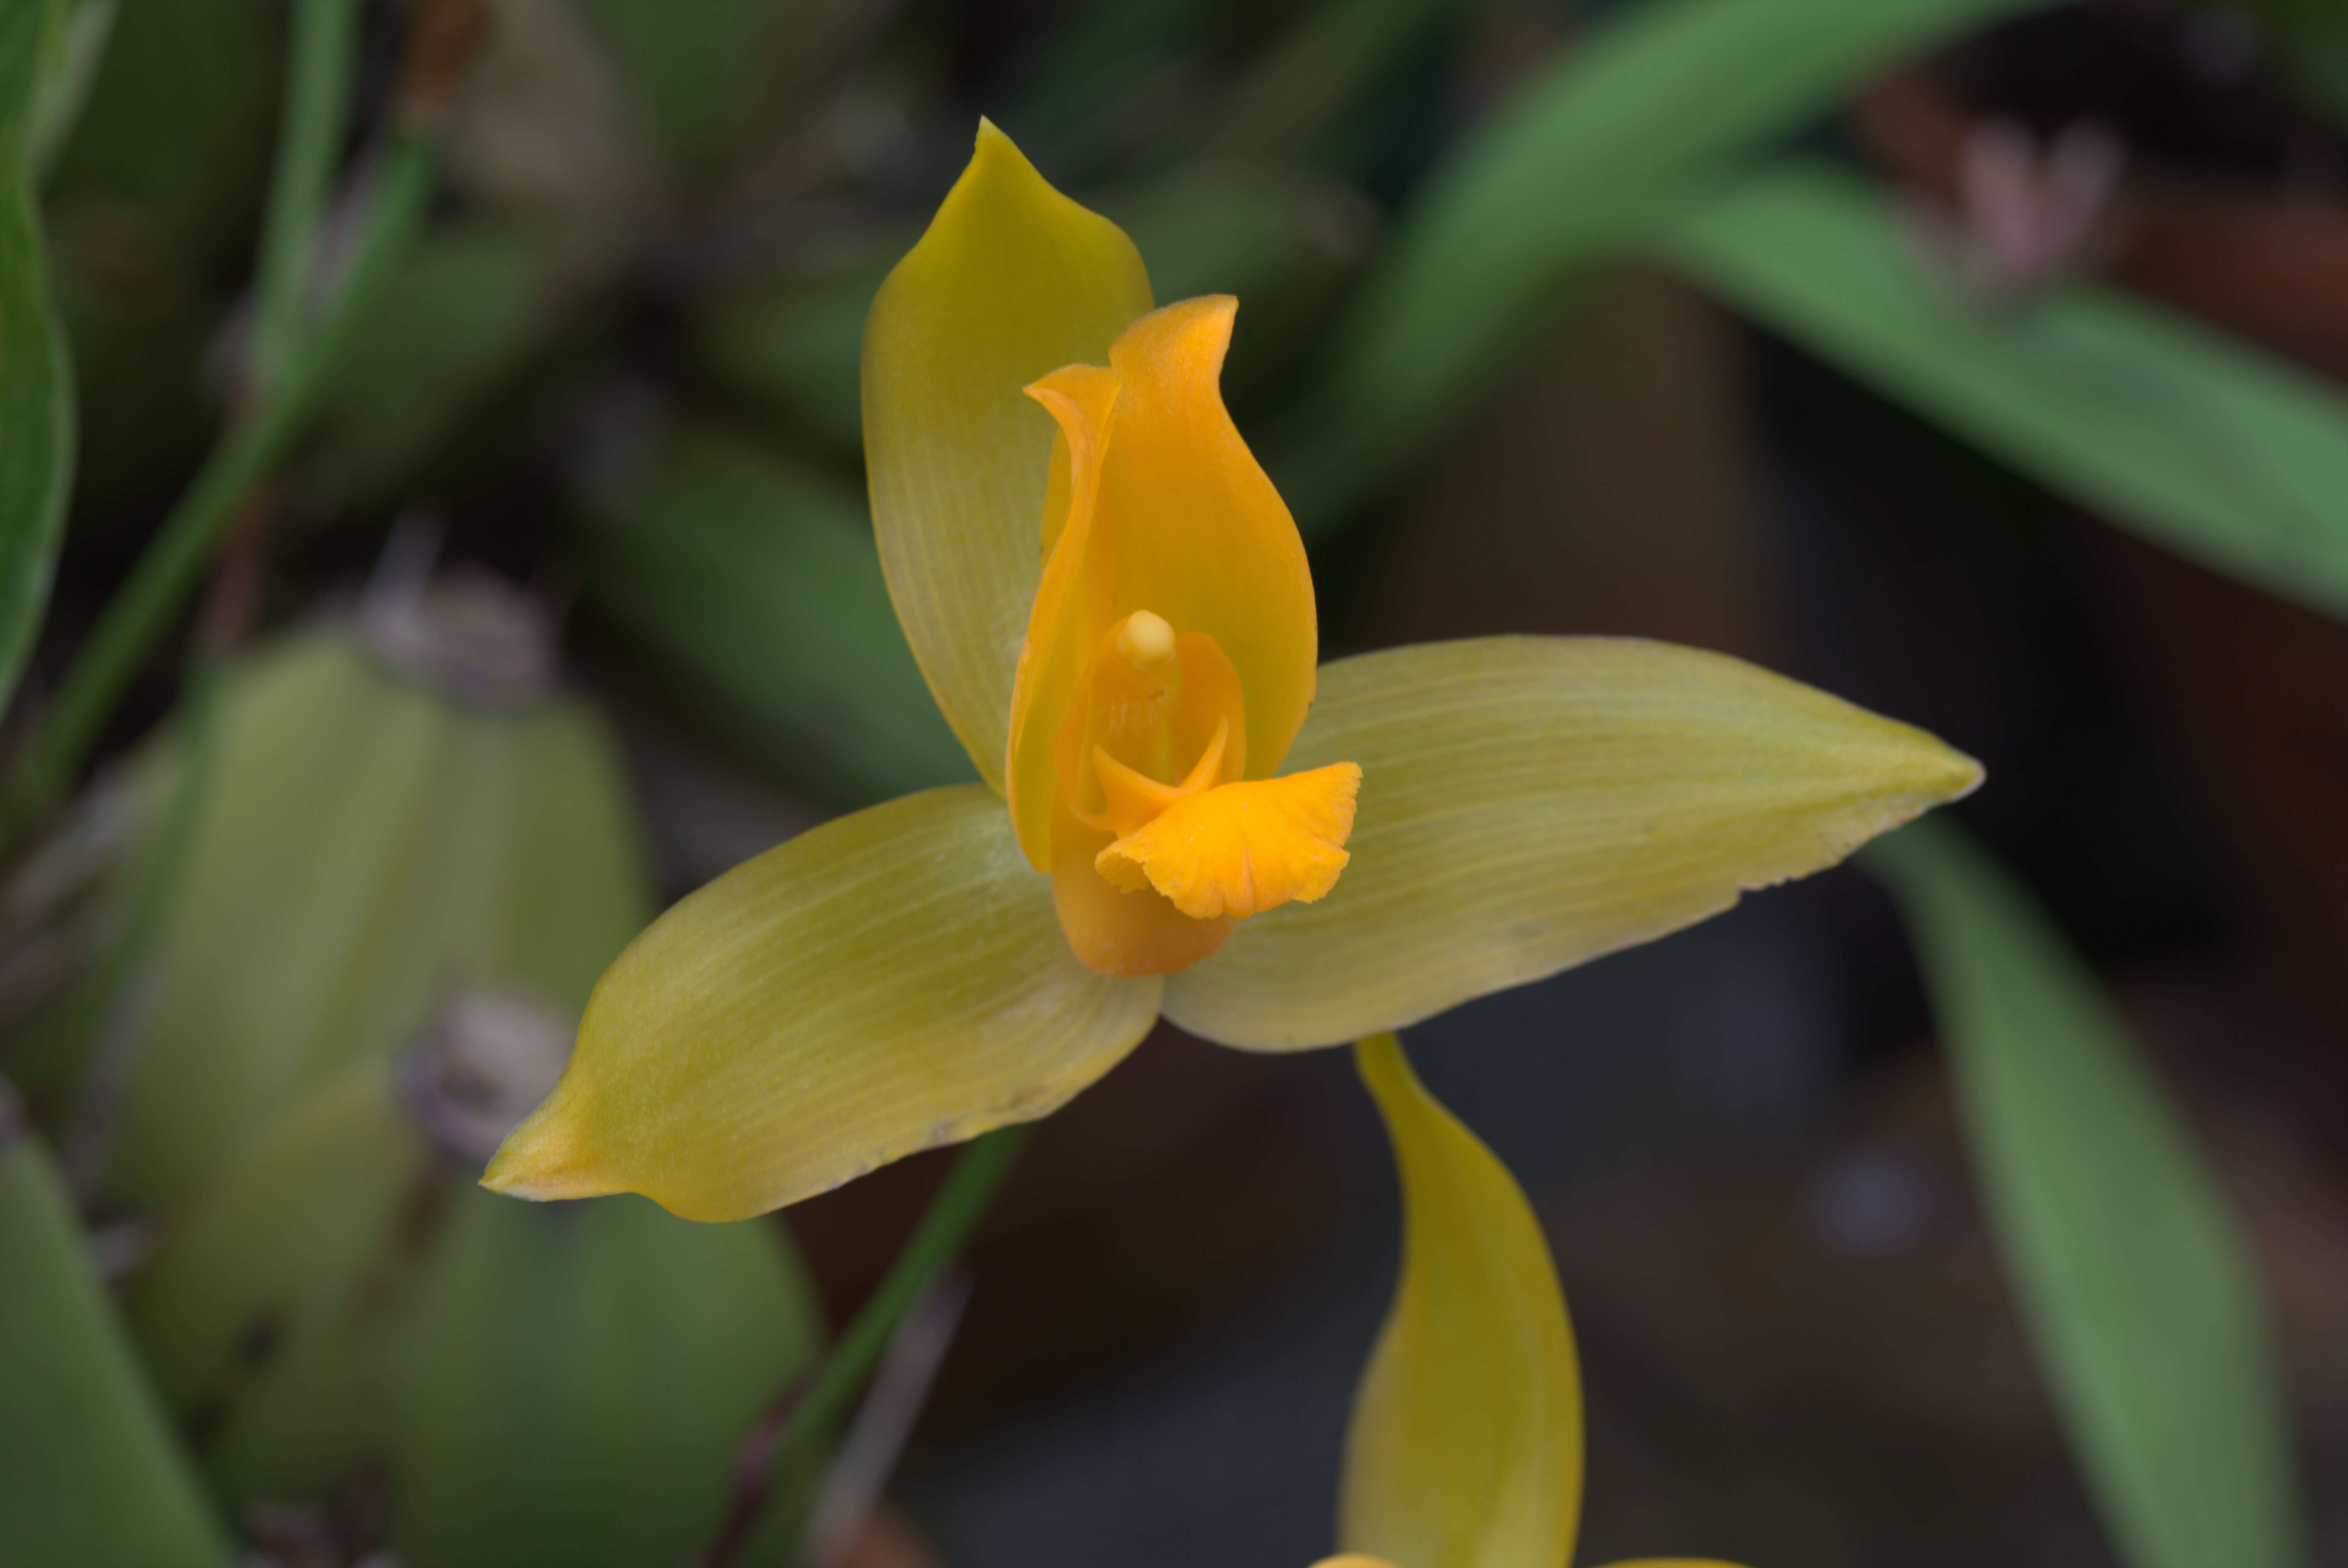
129, 1060, 440, 1503
1868, 820, 2311, 1568
1664, 162, 2348, 625
40, 0, 280, 269
0, 1093, 234, 1568
41, 0, 281, 526
0, 0, 74, 711
46, 628, 652, 1208
1271, 0, 2050, 529
304, 222, 565, 505
130, 1056, 824, 1568
26, 0, 117, 176
572, 428, 972, 804
393, 1184, 821, 1568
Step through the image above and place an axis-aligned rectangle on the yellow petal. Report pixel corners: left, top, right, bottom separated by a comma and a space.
1006, 363, 1121, 866
1096, 762, 1361, 919
1341, 1033, 1582, 1568
484, 785, 1162, 1220
1096, 297, 1319, 775
1166, 637, 1982, 1051
863, 121, 1153, 793
1050, 799, 1235, 979
1007, 298, 1315, 862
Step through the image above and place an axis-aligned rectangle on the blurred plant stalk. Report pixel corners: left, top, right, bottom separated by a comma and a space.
0, 0, 485, 860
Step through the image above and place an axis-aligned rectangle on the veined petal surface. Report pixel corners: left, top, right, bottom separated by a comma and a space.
1341, 1034, 1582, 1568
863, 121, 1153, 792
484, 786, 1162, 1221
1167, 637, 1981, 1050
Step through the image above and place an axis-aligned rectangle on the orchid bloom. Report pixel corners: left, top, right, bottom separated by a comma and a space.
483, 123, 1979, 1222
1320, 1033, 1741, 1568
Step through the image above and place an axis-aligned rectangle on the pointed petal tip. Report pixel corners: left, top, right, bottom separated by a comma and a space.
1889, 732, 1986, 815
1112, 294, 1243, 382
1943, 747, 1988, 802
479, 1101, 617, 1204
968, 116, 1042, 186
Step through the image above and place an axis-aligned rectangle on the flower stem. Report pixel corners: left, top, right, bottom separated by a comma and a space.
709, 1125, 1027, 1567
0, 133, 437, 858
789, 1127, 1027, 1465
249, 0, 360, 397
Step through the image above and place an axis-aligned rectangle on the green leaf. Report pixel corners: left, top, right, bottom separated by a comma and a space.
486, 784, 1164, 1221
1270, 0, 2050, 529
129, 1052, 826, 1566
0, 0, 76, 710
128, 1060, 440, 1502
391, 1186, 821, 1568
84, 630, 651, 1207
0, 1092, 234, 1568
1664, 162, 2348, 625
41, 0, 282, 527
1164, 636, 1980, 1051
1867, 820, 2311, 1568
26, 0, 118, 177
572, 429, 972, 804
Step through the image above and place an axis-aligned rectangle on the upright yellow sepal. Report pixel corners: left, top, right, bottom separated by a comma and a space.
864, 121, 1154, 794
1343, 1033, 1584, 1568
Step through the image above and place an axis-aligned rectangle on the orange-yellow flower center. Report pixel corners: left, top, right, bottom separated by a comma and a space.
1046, 609, 1359, 974
1005, 297, 1362, 978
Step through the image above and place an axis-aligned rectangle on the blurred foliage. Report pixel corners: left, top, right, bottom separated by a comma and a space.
1663, 161, 2348, 623
130, 1057, 822, 1568
303, 220, 570, 508
0, 1098, 234, 1568
41, 0, 281, 529
1266, 0, 2053, 529
1871, 821, 2311, 1568
10, 614, 830, 1565
0, 0, 74, 710
15, 625, 649, 1205
573, 428, 971, 802
2233, 0, 2348, 122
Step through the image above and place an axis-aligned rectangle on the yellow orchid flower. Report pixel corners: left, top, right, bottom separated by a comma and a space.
1320, 1033, 1742, 1568
482, 122, 1980, 1222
